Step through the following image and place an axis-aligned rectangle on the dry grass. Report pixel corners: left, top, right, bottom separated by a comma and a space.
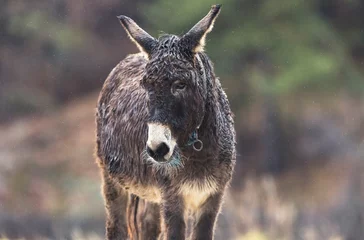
0, 169, 358, 239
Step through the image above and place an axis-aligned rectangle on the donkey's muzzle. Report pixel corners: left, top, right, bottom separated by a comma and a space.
146, 142, 170, 162
146, 123, 176, 162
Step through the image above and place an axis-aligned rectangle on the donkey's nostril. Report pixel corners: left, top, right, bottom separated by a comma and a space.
155, 142, 170, 159
146, 146, 155, 158
146, 142, 170, 161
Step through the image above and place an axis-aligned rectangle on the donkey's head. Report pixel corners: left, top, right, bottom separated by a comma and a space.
118, 5, 221, 164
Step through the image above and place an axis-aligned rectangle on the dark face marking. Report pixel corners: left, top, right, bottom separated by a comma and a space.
142, 35, 206, 149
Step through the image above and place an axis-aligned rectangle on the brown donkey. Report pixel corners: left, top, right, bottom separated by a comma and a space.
95, 4, 236, 240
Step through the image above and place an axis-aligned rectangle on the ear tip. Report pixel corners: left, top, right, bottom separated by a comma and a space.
117, 15, 129, 22
211, 4, 222, 11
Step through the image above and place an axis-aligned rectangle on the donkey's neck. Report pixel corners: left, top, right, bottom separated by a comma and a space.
189, 81, 223, 160
184, 53, 227, 160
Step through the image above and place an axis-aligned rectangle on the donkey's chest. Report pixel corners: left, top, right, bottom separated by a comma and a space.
178, 178, 219, 211
127, 178, 218, 209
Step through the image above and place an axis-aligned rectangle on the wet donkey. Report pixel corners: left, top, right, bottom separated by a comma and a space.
96, 4, 236, 240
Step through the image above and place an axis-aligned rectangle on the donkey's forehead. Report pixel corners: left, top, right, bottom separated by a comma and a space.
155, 35, 180, 51
143, 35, 197, 84
144, 59, 194, 85
149, 34, 192, 60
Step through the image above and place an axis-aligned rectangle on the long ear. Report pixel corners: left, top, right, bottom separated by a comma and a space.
117, 15, 157, 57
180, 4, 221, 53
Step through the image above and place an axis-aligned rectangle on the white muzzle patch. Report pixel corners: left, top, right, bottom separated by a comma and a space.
147, 123, 176, 161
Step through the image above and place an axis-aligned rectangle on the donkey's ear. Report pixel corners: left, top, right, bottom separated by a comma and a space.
180, 4, 221, 53
117, 15, 157, 57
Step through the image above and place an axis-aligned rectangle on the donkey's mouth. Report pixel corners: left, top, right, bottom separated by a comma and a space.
153, 157, 169, 163
146, 147, 181, 166
147, 149, 173, 163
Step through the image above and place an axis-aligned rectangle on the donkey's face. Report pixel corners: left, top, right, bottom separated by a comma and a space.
118, 5, 221, 163
142, 36, 205, 162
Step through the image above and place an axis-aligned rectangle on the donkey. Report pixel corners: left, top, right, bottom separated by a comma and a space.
95, 4, 236, 240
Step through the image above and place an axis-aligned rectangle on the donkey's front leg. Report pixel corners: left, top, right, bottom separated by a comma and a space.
190, 193, 223, 240
102, 172, 129, 240
160, 194, 186, 240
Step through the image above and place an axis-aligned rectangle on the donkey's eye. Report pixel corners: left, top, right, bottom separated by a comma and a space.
171, 81, 187, 95
174, 82, 186, 90
175, 82, 186, 90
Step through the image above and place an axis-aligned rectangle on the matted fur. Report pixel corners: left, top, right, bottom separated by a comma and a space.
95, 4, 236, 240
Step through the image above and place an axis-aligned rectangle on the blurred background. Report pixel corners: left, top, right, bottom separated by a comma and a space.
1, 0, 364, 239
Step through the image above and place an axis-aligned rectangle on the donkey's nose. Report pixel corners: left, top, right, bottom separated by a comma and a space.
146, 142, 170, 161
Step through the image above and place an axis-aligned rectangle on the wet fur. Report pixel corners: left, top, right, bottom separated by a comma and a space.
96, 6, 236, 240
